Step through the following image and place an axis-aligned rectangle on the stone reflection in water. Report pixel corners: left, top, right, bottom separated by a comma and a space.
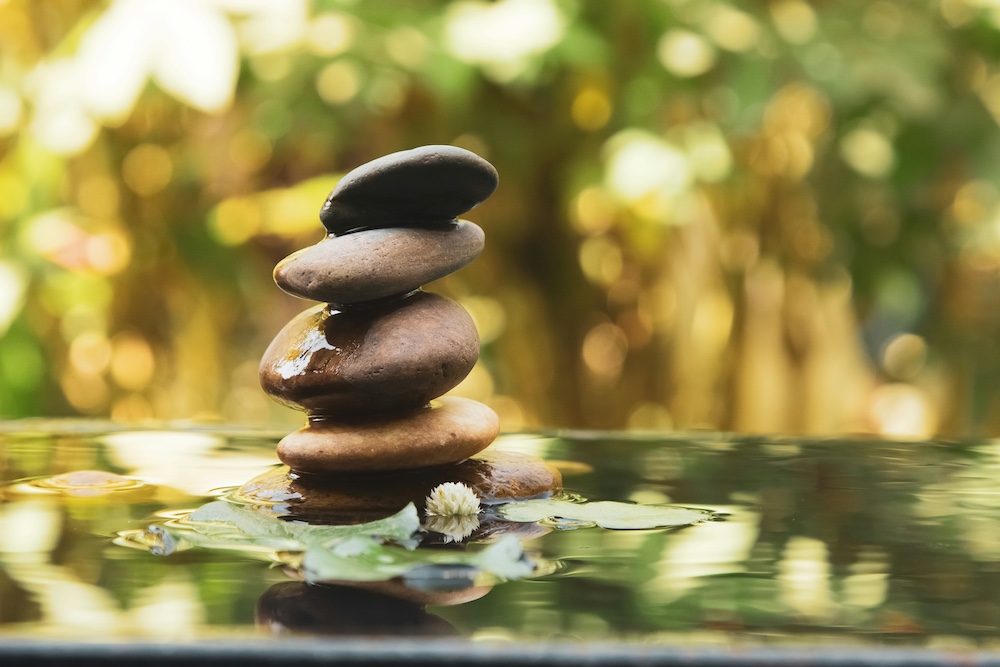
256, 581, 463, 637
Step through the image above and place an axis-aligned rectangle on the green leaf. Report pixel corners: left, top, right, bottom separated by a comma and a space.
175, 502, 421, 553
161, 501, 535, 586
285, 503, 421, 549
183, 500, 300, 550
497, 499, 712, 530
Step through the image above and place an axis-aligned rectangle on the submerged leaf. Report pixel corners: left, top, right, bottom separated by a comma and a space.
497, 499, 712, 530
302, 534, 533, 585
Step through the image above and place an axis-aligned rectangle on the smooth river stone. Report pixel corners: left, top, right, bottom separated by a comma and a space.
273, 221, 484, 304
319, 145, 499, 235
275, 396, 500, 474
259, 292, 478, 418
235, 448, 563, 521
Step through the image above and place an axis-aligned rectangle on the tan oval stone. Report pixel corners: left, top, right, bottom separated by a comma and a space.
274, 221, 484, 304
275, 396, 499, 474
236, 446, 562, 522
259, 292, 478, 418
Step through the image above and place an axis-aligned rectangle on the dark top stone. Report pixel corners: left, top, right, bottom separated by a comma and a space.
319, 145, 499, 235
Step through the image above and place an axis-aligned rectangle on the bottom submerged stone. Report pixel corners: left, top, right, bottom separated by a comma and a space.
277, 396, 500, 474
255, 581, 471, 636
235, 449, 563, 523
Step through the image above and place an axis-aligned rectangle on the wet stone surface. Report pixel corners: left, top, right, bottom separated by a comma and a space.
259, 292, 479, 419
274, 397, 501, 476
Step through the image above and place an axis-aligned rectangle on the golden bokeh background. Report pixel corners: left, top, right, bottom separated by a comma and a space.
2, 0, 1000, 437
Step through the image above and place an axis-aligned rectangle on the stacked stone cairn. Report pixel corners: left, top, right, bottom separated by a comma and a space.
259, 146, 502, 475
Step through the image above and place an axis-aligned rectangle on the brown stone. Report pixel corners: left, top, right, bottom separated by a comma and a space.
259, 292, 478, 418
235, 447, 563, 522
273, 222, 484, 305
275, 396, 499, 474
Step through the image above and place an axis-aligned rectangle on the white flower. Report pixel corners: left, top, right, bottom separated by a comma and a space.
424, 482, 480, 517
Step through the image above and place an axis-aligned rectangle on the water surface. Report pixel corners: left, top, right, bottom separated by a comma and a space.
1, 424, 999, 650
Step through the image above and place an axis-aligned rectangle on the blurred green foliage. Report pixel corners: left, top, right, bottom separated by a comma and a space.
3, 0, 1000, 435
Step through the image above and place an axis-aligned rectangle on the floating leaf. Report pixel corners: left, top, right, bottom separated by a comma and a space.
183, 500, 300, 550
155, 500, 536, 586
285, 503, 421, 549
188, 501, 285, 537
174, 502, 421, 553
497, 499, 712, 530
